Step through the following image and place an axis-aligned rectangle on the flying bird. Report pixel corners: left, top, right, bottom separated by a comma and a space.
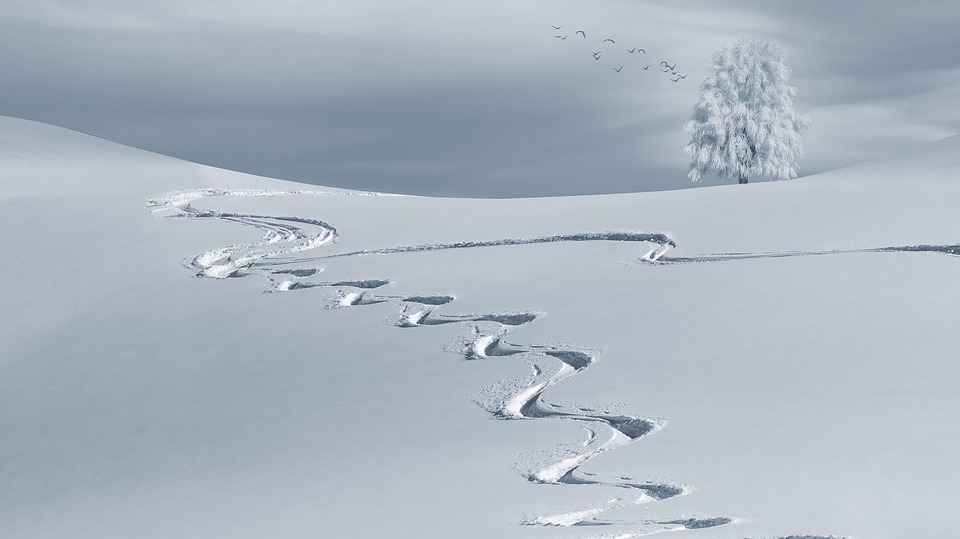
554, 35, 568, 40
551, 25, 562, 30
675, 73, 687, 79
637, 48, 645, 54
613, 65, 623, 72
593, 53, 602, 60
627, 48, 636, 53
671, 76, 681, 82
603, 38, 616, 44
660, 61, 677, 70
576, 30, 586, 38
642, 65, 651, 70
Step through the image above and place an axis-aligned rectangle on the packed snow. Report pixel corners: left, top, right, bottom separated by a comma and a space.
3, 115, 960, 538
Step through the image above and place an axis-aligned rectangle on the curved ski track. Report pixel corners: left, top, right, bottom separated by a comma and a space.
149, 188, 864, 538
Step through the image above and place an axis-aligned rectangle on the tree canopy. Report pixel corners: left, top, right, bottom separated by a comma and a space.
684, 37, 812, 184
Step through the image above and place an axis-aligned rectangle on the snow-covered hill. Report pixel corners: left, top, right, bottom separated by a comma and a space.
3, 115, 958, 538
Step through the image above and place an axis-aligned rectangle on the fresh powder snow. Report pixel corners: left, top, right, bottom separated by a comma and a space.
3, 115, 960, 538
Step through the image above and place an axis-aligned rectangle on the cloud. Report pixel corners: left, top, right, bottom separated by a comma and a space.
1, 0, 958, 195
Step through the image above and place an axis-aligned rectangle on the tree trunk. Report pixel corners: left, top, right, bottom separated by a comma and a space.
737, 138, 755, 184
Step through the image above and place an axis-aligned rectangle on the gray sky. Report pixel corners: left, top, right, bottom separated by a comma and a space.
2, 0, 959, 197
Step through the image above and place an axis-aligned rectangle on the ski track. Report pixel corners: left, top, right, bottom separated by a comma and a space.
147, 188, 880, 538
311, 232, 677, 260
650, 243, 960, 265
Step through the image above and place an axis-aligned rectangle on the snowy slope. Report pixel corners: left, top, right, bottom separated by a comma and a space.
2, 115, 959, 539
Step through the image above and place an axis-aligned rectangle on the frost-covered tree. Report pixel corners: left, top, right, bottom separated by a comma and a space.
684, 37, 811, 184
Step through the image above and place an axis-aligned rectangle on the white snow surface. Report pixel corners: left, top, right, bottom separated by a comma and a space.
3, 115, 960, 538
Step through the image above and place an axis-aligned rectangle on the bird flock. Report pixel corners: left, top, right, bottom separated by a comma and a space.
550, 25, 688, 82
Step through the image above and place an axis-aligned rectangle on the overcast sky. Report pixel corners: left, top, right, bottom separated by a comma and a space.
2, 0, 959, 197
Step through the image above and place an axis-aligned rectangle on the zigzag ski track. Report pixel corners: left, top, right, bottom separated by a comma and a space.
147, 188, 878, 538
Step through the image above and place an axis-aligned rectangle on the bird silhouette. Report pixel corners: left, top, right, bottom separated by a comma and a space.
675, 74, 687, 79
637, 48, 645, 54
671, 76, 681, 82
551, 25, 562, 30
594, 53, 602, 60
660, 61, 676, 70
642, 65, 651, 70
627, 48, 636, 53
603, 38, 616, 44
576, 30, 586, 38
554, 35, 568, 40
613, 65, 623, 72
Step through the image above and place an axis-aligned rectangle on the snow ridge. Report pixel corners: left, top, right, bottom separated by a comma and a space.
148, 188, 847, 538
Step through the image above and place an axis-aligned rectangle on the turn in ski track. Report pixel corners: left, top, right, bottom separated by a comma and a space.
143, 187, 955, 538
